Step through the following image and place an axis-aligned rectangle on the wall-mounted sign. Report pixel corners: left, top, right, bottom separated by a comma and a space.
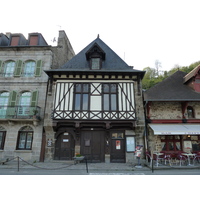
85, 139, 90, 147
63, 139, 69, 142
64, 133, 69, 135
116, 140, 121, 149
126, 136, 135, 152
47, 139, 53, 147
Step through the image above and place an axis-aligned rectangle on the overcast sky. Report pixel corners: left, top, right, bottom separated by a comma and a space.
2, 0, 200, 71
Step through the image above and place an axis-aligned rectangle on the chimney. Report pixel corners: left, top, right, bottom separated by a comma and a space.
5, 32, 11, 38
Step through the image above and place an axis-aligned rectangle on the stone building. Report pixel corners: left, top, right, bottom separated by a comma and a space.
44, 36, 145, 163
0, 31, 74, 161
144, 66, 200, 155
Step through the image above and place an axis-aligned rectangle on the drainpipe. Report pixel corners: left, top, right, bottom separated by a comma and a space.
39, 77, 51, 162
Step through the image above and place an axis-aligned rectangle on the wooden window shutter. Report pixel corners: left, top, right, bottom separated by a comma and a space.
31, 91, 38, 107
14, 60, 23, 76
35, 60, 42, 76
8, 91, 17, 106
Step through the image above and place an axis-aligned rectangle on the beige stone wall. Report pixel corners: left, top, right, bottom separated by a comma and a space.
0, 121, 43, 161
149, 101, 200, 119
150, 102, 182, 119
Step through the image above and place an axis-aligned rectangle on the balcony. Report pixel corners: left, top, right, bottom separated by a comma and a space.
0, 106, 41, 125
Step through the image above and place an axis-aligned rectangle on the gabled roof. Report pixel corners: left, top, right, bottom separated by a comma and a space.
144, 70, 200, 101
60, 37, 143, 73
45, 36, 145, 79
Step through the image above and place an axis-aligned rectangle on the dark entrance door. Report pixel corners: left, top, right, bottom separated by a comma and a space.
110, 132, 125, 163
54, 132, 75, 160
81, 130, 105, 163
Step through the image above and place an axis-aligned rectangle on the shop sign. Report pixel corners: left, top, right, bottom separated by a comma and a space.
184, 141, 192, 149
184, 132, 200, 135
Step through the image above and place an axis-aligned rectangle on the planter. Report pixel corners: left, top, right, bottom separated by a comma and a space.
73, 156, 85, 164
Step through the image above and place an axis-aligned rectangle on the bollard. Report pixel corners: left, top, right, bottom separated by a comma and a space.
152, 158, 154, 173
85, 158, 88, 173
17, 156, 20, 172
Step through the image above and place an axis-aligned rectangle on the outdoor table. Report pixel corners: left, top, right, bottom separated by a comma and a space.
153, 152, 164, 167
182, 153, 196, 166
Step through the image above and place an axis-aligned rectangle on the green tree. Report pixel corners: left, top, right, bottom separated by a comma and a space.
142, 61, 200, 90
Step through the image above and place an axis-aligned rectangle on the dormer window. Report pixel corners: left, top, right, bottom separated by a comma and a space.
29, 35, 38, 45
91, 58, 101, 70
10, 36, 20, 46
85, 42, 105, 70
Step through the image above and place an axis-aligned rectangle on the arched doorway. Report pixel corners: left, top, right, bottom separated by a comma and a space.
54, 132, 75, 160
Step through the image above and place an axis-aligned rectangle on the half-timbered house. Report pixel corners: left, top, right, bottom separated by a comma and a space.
44, 36, 145, 163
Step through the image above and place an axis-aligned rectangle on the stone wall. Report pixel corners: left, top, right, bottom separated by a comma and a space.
51, 30, 75, 69
0, 48, 52, 161
149, 101, 200, 119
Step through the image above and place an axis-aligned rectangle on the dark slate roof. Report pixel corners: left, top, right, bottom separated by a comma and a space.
144, 70, 200, 101
60, 37, 143, 73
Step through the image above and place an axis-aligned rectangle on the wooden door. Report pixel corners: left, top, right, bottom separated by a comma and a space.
81, 130, 105, 163
110, 132, 125, 163
54, 133, 74, 160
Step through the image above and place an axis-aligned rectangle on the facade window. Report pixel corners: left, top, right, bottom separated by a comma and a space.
112, 133, 124, 139
187, 106, 194, 118
103, 84, 117, 111
161, 135, 182, 152
0, 92, 9, 106
183, 135, 200, 152
18, 92, 31, 116
0, 92, 9, 118
17, 126, 33, 150
0, 126, 6, 150
3, 61, 15, 77
74, 84, 89, 111
23, 61, 36, 77
91, 58, 100, 70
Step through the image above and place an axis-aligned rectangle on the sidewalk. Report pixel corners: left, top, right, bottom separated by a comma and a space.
0, 158, 150, 172
1, 158, 200, 174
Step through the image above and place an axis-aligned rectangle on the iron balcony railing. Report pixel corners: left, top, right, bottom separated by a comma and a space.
0, 106, 41, 119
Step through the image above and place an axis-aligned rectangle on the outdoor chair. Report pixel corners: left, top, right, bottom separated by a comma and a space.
163, 154, 172, 166
193, 153, 200, 165
176, 153, 187, 166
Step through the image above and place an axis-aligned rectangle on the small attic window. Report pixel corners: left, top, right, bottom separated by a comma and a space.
91, 58, 101, 70
29, 35, 38, 45
86, 43, 105, 70
10, 36, 19, 46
